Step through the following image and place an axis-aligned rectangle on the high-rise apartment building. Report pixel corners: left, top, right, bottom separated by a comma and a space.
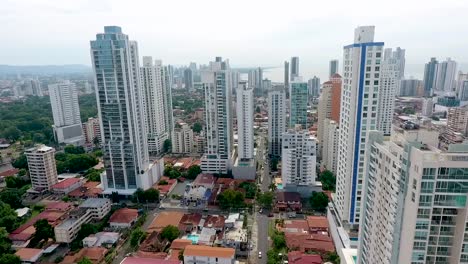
172, 123, 194, 154
434, 58, 457, 93
308, 76, 320, 98
140, 56, 173, 155
48, 81, 84, 145
322, 119, 339, 173
200, 57, 233, 175
90, 26, 155, 194
289, 80, 308, 129
282, 128, 317, 187
400, 79, 423, 96
236, 82, 254, 160
317, 74, 342, 158
423, 58, 439, 96
268, 87, 286, 158
456, 72, 468, 101
26, 145, 58, 191
377, 47, 405, 136
284, 61, 290, 95
335, 26, 384, 225
248, 67, 263, 97
184, 68, 194, 90
290, 57, 299, 80
447, 106, 468, 136
329, 59, 339, 77
82, 117, 101, 145
421, 97, 434, 117
358, 128, 468, 264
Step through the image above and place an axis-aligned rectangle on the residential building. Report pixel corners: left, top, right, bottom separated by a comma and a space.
268, 87, 286, 157
308, 76, 320, 98
434, 57, 457, 93
457, 77, 468, 102
15, 248, 43, 264
358, 128, 468, 264
275, 192, 302, 212
236, 82, 254, 159
184, 68, 194, 90
48, 81, 84, 145
284, 61, 290, 94
51, 178, 83, 195
317, 74, 342, 157
447, 106, 468, 136
200, 57, 233, 175
82, 117, 101, 145
377, 47, 405, 136
90, 26, 155, 194
291, 56, 299, 80
172, 123, 194, 154
400, 79, 423, 97
282, 128, 317, 187
421, 97, 434, 117
109, 208, 139, 228
329, 59, 339, 77
262, 78, 272, 92
322, 119, 339, 173
26, 145, 58, 191
335, 26, 384, 225
248, 67, 263, 97
121, 257, 180, 264
183, 245, 235, 264
289, 80, 308, 129
423, 58, 438, 96
82, 232, 120, 248
141, 57, 173, 155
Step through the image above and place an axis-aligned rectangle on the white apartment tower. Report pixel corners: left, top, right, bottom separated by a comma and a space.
48, 81, 84, 145
172, 123, 194, 154
26, 145, 58, 191
140, 56, 173, 154
322, 119, 339, 173
281, 128, 317, 187
291, 56, 300, 80
434, 58, 457, 93
90, 26, 154, 194
358, 128, 468, 264
377, 47, 405, 136
200, 57, 233, 175
237, 82, 254, 159
335, 26, 384, 225
268, 87, 286, 157
82, 117, 101, 145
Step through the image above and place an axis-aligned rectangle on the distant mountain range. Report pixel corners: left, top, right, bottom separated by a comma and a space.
0, 64, 92, 75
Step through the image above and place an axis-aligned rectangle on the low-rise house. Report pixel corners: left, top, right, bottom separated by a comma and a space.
288, 251, 322, 264
184, 245, 235, 264
285, 233, 335, 253
153, 176, 177, 198
148, 211, 184, 233
62, 247, 108, 264
15, 248, 43, 263
178, 213, 202, 234
275, 192, 302, 212
168, 239, 192, 262
79, 198, 111, 219
109, 208, 139, 228
51, 178, 83, 194
282, 220, 309, 234
224, 213, 240, 229
139, 231, 171, 254
198, 227, 217, 245
204, 215, 225, 231
121, 257, 181, 264
192, 174, 215, 189
222, 217, 247, 253
82, 232, 120, 248
306, 216, 329, 234
68, 181, 102, 198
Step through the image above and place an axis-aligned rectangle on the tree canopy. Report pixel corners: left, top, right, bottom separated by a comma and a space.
257, 191, 274, 209
319, 170, 336, 191
309, 191, 329, 212
132, 188, 160, 203
160, 225, 180, 242
192, 122, 202, 133
218, 189, 245, 210
0, 202, 20, 232
186, 165, 201, 180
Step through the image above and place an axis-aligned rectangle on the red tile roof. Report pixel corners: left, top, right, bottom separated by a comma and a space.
285, 233, 335, 253
283, 220, 310, 233
0, 168, 19, 177
51, 178, 81, 189
179, 213, 202, 232
9, 210, 67, 241
45, 201, 73, 211
68, 181, 102, 198
170, 239, 192, 250
184, 245, 234, 258
153, 176, 177, 195
306, 216, 329, 230
109, 208, 139, 224
193, 174, 215, 186
288, 251, 322, 264
15, 248, 42, 261
121, 257, 180, 264
204, 215, 225, 229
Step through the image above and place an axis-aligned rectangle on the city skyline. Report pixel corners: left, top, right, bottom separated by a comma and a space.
2, 0, 468, 81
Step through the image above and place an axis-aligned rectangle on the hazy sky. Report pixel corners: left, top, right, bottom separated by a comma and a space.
1, 0, 468, 81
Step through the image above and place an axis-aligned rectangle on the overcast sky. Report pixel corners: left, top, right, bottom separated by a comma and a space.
1, 0, 467, 81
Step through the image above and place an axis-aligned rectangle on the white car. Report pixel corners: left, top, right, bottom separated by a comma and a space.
258, 251, 262, 258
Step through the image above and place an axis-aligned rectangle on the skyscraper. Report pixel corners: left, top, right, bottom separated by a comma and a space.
290, 57, 299, 80
423, 58, 438, 96
90, 26, 154, 194
317, 74, 342, 158
236, 82, 254, 160
335, 26, 384, 225
289, 80, 308, 129
308, 76, 321, 98
48, 81, 84, 145
322, 119, 339, 173
248, 67, 263, 97
140, 57, 173, 155
434, 57, 457, 93
82, 117, 101, 145
200, 57, 233, 175
268, 86, 286, 158
377, 47, 405, 136
329, 59, 339, 77
284, 61, 290, 89
26, 145, 58, 191
400, 79, 423, 96
172, 123, 194, 154
184, 68, 194, 90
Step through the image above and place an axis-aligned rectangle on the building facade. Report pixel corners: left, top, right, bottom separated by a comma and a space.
25, 145, 58, 191
335, 26, 384, 225
423, 58, 439, 96
48, 81, 84, 145
236, 82, 254, 159
291, 57, 300, 80
434, 58, 457, 93
289, 80, 308, 129
322, 119, 339, 173
400, 79, 423, 97
90, 26, 153, 194
82, 117, 101, 145
268, 87, 286, 158
200, 57, 233, 175
172, 123, 194, 154
447, 106, 468, 136
308, 76, 320, 98
329, 59, 339, 77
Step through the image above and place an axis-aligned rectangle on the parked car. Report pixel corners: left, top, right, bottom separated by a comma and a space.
268, 213, 274, 217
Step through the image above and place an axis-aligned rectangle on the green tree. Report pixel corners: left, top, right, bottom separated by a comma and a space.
309, 191, 329, 212
160, 225, 180, 242
143, 189, 160, 203
30, 219, 54, 247
0, 227, 13, 255
218, 189, 245, 210
130, 228, 146, 248
11, 154, 28, 170
3, 127, 21, 142
0, 254, 21, 264
324, 251, 340, 264
178, 249, 184, 261
192, 122, 202, 133
186, 165, 201, 179
257, 191, 274, 209
5, 176, 29, 189
0, 189, 23, 209
238, 182, 257, 199
163, 139, 172, 153
270, 157, 278, 171
272, 231, 286, 249
111, 192, 120, 203
0, 202, 20, 232
64, 144, 85, 154
77, 257, 93, 264
319, 170, 336, 191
